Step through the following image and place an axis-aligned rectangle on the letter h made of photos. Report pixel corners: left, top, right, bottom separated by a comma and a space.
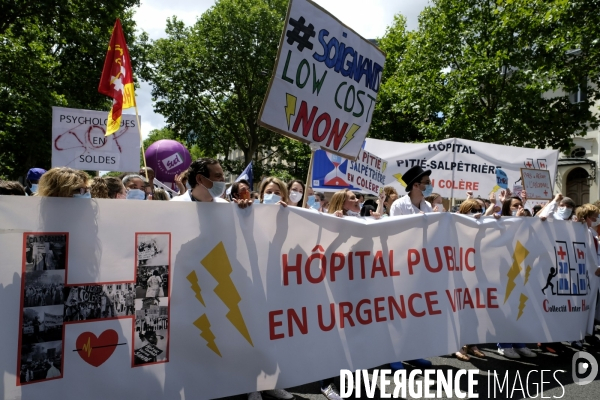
17, 232, 172, 385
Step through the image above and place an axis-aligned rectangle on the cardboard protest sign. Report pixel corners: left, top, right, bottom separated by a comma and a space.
1, 197, 597, 399
365, 138, 559, 198
52, 107, 141, 171
258, 0, 385, 160
311, 147, 387, 194
521, 168, 553, 200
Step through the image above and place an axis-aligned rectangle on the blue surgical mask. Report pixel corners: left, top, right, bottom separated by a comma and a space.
422, 184, 433, 197
201, 179, 226, 199
30, 184, 39, 193
73, 192, 91, 199
262, 193, 281, 204
126, 189, 146, 200
307, 195, 317, 208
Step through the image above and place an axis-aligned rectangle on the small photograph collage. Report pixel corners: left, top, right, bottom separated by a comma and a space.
20, 233, 67, 384
63, 283, 136, 322
133, 234, 170, 365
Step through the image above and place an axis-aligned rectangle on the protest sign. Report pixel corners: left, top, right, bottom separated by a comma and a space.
0, 197, 596, 399
52, 107, 141, 172
311, 147, 387, 194
365, 138, 559, 198
258, 0, 385, 160
521, 168, 553, 200
43, 313, 63, 328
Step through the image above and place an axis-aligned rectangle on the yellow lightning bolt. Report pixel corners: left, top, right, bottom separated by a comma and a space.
284, 93, 297, 130
201, 242, 253, 347
524, 265, 532, 285
393, 173, 407, 188
489, 185, 501, 194
193, 314, 221, 357
186, 270, 205, 306
517, 293, 528, 320
504, 241, 529, 303
382, 161, 387, 173
339, 124, 360, 151
82, 337, 92, 357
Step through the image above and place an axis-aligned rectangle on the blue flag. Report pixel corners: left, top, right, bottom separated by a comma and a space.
237, 162, 253, 189
226, 162, 253, 197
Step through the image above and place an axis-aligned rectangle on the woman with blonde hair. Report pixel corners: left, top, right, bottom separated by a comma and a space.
329, 189, 381, 219
152, 188, 170, 201
36, 167, 90, 198
426, 192, 445, 212
259, 177, 289, 206
381, 186, 398, 216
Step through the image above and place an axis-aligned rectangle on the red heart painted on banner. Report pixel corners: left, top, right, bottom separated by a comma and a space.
75, 329, 119, 367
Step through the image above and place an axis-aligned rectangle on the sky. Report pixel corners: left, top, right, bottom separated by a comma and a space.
127, 0, 430, 139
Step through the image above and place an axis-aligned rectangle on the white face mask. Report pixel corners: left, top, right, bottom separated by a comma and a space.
556, 206, 572, 220
511, 209, 518, 216
591, 218, 600, 228
346, 210, 360, 217
185, 182, 191, 190
262, 193, 281, 204
289, 190, 303, 203
201, 178, 226, 199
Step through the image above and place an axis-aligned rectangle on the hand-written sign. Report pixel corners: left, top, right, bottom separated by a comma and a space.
52, 106, 141, 172
521, 168, 553, 200
258, 0, 385, 160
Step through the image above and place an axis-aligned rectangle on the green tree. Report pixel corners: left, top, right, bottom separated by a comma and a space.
0, 0, 140, 179
372, 0, 600, 150
139, 0, 311, 180
370, 15, 422, 142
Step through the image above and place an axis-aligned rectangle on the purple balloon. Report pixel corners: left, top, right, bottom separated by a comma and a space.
145, 140, 192, 183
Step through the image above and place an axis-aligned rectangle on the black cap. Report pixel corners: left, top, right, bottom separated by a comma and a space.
402, 165, 432, 192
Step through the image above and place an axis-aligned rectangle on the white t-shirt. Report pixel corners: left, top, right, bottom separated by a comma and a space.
170, 190, 229, 203
389, 194, 433, 216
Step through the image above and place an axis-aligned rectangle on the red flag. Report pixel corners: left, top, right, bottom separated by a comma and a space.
98, 19, 136, 136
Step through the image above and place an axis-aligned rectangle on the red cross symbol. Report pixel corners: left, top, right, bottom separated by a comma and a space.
577, 249, 585, 259
557, 246, 566, 260
525, 161, 532, 168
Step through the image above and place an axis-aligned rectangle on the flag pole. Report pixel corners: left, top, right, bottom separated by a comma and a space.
133, 104, 150, 184
302, 143, 321, 208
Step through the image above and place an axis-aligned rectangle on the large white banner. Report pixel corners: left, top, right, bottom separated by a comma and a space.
0, 197, 596, 399
365, 138, 559, 199
51, 107, 141, 172
259, 0, 385, 159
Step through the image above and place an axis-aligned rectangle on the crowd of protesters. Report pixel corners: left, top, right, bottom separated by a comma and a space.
2, 161, 600, 400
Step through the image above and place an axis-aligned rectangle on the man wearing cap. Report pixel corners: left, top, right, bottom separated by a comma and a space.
389, 165, 434, 216
25, 168, 47, 196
